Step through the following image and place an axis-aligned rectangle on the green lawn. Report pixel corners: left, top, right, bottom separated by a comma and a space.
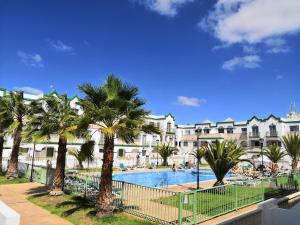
0, 175, 29, 185
28, 193, 154, 225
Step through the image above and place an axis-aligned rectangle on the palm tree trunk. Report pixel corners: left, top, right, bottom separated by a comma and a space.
50, 136, 67, 196
6, 124, 22, 179
163, 158, 168, 166
79, 161, 83, 169
292, 159, 298, 172
214, 179, 225, 186
97, 136, 114, 216
0, 136, 4, 174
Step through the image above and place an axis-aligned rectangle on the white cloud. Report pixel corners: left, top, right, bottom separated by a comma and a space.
15, 86, 43, 95
48, 39, 74, 53
275, 75, 283, 80
17, 51, 44, 67
242, 45, 257, 54
222, 55, 261, 71
200, 0, 300, 45
177, 96, 206, 107
133, 0, 194, 17
265, 38, 290, 54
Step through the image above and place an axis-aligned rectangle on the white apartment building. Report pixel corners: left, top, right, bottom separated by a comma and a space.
1, 88, 299, 169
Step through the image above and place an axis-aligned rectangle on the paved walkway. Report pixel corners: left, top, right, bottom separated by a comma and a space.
0, 183, 72, 225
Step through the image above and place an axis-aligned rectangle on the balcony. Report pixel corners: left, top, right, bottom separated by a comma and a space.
266, 131, 278, 138
249, 132, 260, 138
166, 128, 176, 134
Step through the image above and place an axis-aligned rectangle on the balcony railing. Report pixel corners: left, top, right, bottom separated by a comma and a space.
249, 132, 260, 138
266, 131, 278, 137
166, 128, 176, 133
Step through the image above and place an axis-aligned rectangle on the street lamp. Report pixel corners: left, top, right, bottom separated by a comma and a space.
259, 138, 264, 175
30, 141, 36, 182
156, 139, 159, 167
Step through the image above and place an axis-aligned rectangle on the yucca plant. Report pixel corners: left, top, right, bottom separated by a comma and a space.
263, 144, 286, 173
203, 140, 247, 186
282, 133, 300, 171
190, 147, 206, 189
155, 143, 177, 166
78, 74, 160, 216
69, 141, 95, 169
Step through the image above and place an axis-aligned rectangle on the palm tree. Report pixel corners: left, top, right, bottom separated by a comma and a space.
69, 141, 95, 169
78, 74, 160, 216
203, 140, 246, 186
190, 147, 206, 189
26, 94, 80, 195
0, 92, 37, 178
282, 133, 300, 171
155, 143, 177, 166
263, 144, 286, 174
0, 97, 13, 173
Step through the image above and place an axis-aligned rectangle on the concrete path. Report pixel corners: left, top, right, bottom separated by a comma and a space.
0, 183, 72, 225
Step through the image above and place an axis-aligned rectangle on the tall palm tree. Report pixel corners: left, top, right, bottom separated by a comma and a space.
155, 143, 177, 166
203, 140, 247, 186
69, 141, 95, 169
78, 74, 160, 216
0, 92, 36, 178
282, 133, 300, 171
26, 94, 80, 195
263, 144, 286, 174
0, 97, 13, 173
190, 147, 206, 189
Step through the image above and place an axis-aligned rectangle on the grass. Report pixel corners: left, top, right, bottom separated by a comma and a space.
28, 193, 154, 225
0, 174, 29, 185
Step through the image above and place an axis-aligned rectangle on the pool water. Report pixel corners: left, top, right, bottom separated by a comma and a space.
112, 169, 231, 188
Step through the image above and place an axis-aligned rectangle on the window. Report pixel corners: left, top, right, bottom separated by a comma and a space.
252, 126, 259, 136
118, 149, 125, 157
242, 128, 247, 134
195, 128, 202, 134
156, 122, 160, 128
193, 141, 198, 147
269, 125, 277, 136
142, 150, 147, 156
149, 122, 154, 126
218, 128, 224, 133
227, 128, 233, 134
183, 141, 188, 147
167, 122, 171, 132
290, 126, 299, 132
99, 148, 103, 153
204, 129, 210, 134
185, 130, 191, 135
142, 135, 147, 145
46, 147, 54, 157
179, 141, 181, 147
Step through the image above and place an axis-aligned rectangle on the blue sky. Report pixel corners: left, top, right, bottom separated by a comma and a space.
0, 0, 300, 124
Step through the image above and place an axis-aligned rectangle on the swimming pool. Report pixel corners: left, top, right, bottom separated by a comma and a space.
112, 169, 231, 188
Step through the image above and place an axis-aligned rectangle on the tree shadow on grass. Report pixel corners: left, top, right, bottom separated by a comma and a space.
56, 195, 97, 217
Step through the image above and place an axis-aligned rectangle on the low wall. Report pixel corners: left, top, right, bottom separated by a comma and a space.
0, 201, 20, 225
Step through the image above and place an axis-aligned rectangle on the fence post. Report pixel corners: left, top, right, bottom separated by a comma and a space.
235, 184, 238, 210
178, 192, 183, 225
84, 176, 87, 200
120, 181, 125, 207
261, 179, 264, 201
192, 192, 197, 224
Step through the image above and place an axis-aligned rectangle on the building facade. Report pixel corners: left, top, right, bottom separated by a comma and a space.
1, 88, 300, 169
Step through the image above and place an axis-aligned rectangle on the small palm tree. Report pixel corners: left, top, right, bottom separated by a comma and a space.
190, 147, 206, 189
282, 133, 300, 171
263, 144, 287, 173
0, 92, 37, 178
26, 94, 80, 195
155, 143, 177, 166
69, 141, 95, 169
78, 74, 160, 216
0, 97, 13, 173
203, 140, 246, 186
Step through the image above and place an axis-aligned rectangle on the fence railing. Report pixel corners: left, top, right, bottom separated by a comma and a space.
64, 172, 300, 225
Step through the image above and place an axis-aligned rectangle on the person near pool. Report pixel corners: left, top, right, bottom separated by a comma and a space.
172, 163, 176, 171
